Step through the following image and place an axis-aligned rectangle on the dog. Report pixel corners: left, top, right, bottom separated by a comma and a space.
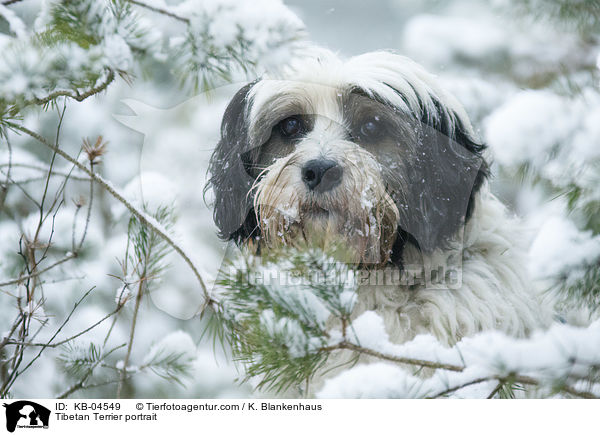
208, 48, 552, 382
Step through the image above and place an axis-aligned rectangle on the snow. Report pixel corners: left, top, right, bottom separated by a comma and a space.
319, 311, 600, 398
318, 362, 496, 399
101, 34, 133, 72
529, 216, 600, 280
191, 348, 249, 397
143, 330, 197, 366
173, 0, 304, 50
20, 207, 103, 253
261, 273, 332, 329
0, 4, 27, 39
483, 83, 600, 291
349, 311, 389, 349
115, 285, 132, 306
318, 362, 432, 398
113, 171, 178, 219
260, 309, 311, 358
168, 0, 305, 87
439, 74, 514, 124
403, 14, 506, 67
1, 0, 599, 400
97, 173, 172, 237
22, 300, 46, 319
402, 4, 583, 84
338, 289, 357, 314
484, 90, 578, 167
0, 0, 303, 400
572, 107, 600, 160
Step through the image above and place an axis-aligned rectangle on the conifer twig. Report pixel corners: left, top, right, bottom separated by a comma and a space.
124, 0, 189, 23
486, 381, 505, 399
57, 343, 126, 399
6, 122, 212, 307
21, 70, 115, 109
2, 305, 124, 349
116, 278, 144, 398
0, 253, 76, 287
430, 377, 495, 398
323, 341, 464, 372
0, 287, 96, 395
323, 341, 599, 399
0, 135, 11, 213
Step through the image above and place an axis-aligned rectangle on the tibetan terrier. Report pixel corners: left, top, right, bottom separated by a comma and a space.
208, 49, 551, 352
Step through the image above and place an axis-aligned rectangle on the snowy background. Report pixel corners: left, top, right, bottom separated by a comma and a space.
1, 0, 599, 398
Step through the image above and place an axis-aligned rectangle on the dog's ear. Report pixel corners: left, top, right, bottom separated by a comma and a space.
399, 97, 489, 253
207, 81, 261, 244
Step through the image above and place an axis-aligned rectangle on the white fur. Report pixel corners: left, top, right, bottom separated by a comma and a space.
222, 48, 555, 395
250, 48, 473, 137
305, 186, 553, 396
353, 185, 552, 346
250, 50, 551, 342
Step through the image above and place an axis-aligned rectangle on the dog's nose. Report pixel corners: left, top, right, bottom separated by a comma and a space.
301, 159, 343, 192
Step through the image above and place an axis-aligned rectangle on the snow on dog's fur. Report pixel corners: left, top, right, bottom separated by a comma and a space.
208, 48, 552, 388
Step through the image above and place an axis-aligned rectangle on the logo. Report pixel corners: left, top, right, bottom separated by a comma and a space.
2, 401, 50, 433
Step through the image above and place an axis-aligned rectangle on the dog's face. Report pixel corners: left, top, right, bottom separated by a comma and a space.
209, 51, 488, 266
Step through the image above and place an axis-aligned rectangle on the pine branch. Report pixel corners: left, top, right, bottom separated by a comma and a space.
2, 304, 123, 349
0, 135, 11, 213
1, 286, 97, 395
140, 350, 193, 386
0, 314, 24, 355
116, 277, 144, 398
217, 245, 600, 398
324, 341, 599, 398
0, 253, 76, 288
431, 377, 495, 399
487, 382, 505, 399
324, 341, 464, 372
57, 343, 126, 399
124, 0, 189, 23
13, 70, 115, 114
74, 158, 96, 252
5, 122, 212, 308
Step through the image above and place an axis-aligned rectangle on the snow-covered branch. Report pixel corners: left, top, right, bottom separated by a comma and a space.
6, 122, 212, 304
216, 246, 600, 398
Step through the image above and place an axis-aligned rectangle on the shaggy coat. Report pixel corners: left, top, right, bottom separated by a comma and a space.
208, 48, 553, 391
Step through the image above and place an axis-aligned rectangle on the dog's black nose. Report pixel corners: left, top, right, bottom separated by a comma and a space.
301, 159, 343, 192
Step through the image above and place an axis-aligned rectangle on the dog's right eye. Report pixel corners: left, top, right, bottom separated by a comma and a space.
357, 116, 387, 142
278, 116, 305, 139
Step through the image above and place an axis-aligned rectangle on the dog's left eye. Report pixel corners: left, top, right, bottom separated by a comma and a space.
278, 116, 305, 139
358, 116, 385, 141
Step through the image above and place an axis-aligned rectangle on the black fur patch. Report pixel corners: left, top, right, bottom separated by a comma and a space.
209, 79, 489, 265
207, 82, 262, 244
384, 88, 489, 261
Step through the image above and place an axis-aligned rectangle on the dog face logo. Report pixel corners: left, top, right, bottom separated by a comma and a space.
3, 401, 50, 432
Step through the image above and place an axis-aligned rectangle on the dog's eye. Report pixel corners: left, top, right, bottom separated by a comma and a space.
278, 116, 304, 139
359, 116, 385, 141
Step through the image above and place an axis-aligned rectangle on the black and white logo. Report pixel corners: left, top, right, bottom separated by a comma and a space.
2, 401, 50, 433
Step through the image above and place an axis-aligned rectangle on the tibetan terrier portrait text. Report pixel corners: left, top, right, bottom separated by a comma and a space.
209, 49, 550, 351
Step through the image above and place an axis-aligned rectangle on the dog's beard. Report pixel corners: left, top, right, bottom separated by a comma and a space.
253, 146, 400, 265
